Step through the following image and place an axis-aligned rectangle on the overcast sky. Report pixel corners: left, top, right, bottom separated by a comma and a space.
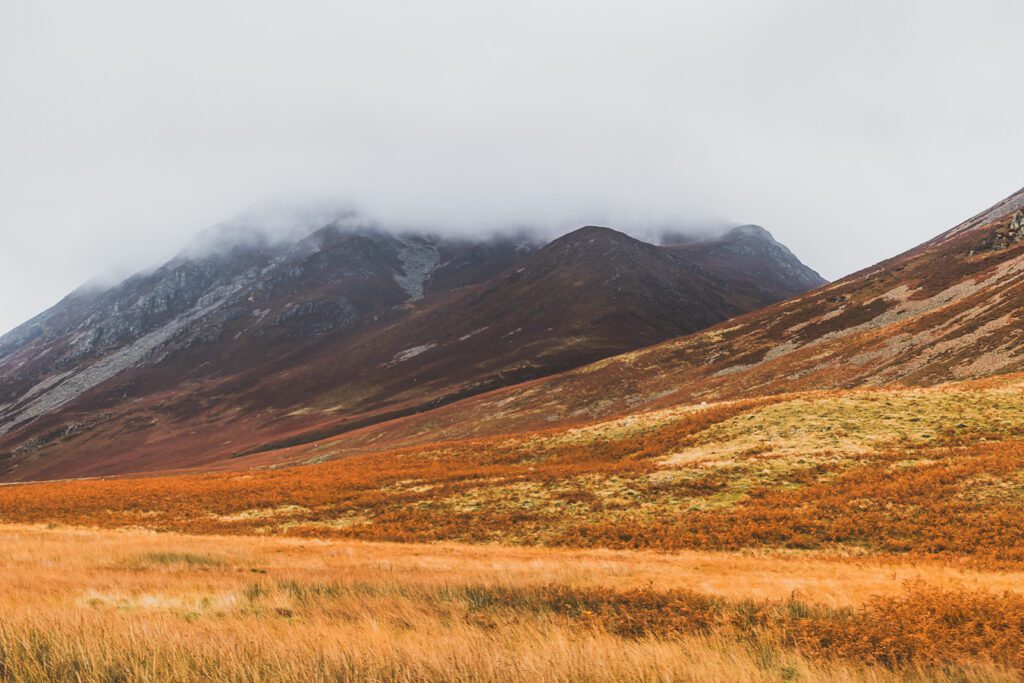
2, 1, 1024, 334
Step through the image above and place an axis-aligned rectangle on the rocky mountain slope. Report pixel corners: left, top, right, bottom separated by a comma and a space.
0, 219, 824, 480
296, 186, 1024, 457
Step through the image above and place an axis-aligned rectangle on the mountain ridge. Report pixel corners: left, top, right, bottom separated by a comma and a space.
269, 186, 1024, 459
0, 219, 824, 480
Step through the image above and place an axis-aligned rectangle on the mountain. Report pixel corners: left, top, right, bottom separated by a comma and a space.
0, 219, 824, 480
312, 187, 1024, 455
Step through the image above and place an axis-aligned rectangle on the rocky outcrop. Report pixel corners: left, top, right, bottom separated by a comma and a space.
393, 238, 440, 301
973, 210, 1024, 254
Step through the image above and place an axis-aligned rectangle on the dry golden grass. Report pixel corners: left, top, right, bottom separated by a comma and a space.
4, 377, 1024, 678
0, 524, 1021, 681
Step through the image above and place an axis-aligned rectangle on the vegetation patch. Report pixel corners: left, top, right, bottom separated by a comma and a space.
129, 551, 227, 570
1, 379, 1023, 563
665, 386, 1024, 465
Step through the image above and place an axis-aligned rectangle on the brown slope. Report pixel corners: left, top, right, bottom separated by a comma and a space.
271, 225, 823, 418
298, 186, 1024, 456
0, 223, 823, 480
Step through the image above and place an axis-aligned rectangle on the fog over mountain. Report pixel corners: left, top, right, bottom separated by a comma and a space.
3, 1, 1024, 334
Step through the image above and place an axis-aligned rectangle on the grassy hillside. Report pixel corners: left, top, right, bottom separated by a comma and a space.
4, 375, 1024, 564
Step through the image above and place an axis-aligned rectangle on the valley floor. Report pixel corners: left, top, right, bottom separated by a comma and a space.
0, 524, 1023, 682
4, 376, 1024, 679
5, 376, 1024, 562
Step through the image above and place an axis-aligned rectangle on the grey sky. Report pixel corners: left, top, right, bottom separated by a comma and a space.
2, 0, 1024, 335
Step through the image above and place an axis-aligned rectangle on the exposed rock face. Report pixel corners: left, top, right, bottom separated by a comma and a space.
0, 223, 472, 439
0, 218, 825, 481
1007, 211, 1024, 243
393, 238, 441, 300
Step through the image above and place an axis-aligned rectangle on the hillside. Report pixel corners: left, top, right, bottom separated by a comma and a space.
3, 194, 1024, 679
0, 220, 823, 480
310, 186, 1024, 454
7, 188, 1024, 563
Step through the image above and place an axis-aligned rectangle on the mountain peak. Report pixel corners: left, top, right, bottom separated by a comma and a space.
557, 225, 639, 244
0, 216, 824, 481
573, 225, 623, 235
726, 224, 775, 242
179, 209, 365, 260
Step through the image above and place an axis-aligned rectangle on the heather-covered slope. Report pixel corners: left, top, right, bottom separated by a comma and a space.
0, 220, 823, 480
306, 187, 1024, 454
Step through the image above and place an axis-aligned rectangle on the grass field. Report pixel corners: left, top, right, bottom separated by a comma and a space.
1, 524, 1024, 682
4, 377, 1024, 679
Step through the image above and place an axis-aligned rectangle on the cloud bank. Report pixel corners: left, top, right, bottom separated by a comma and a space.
2, 0, 1024, 333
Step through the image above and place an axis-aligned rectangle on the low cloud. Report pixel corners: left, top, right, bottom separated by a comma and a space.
2, 1, 1024, 334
